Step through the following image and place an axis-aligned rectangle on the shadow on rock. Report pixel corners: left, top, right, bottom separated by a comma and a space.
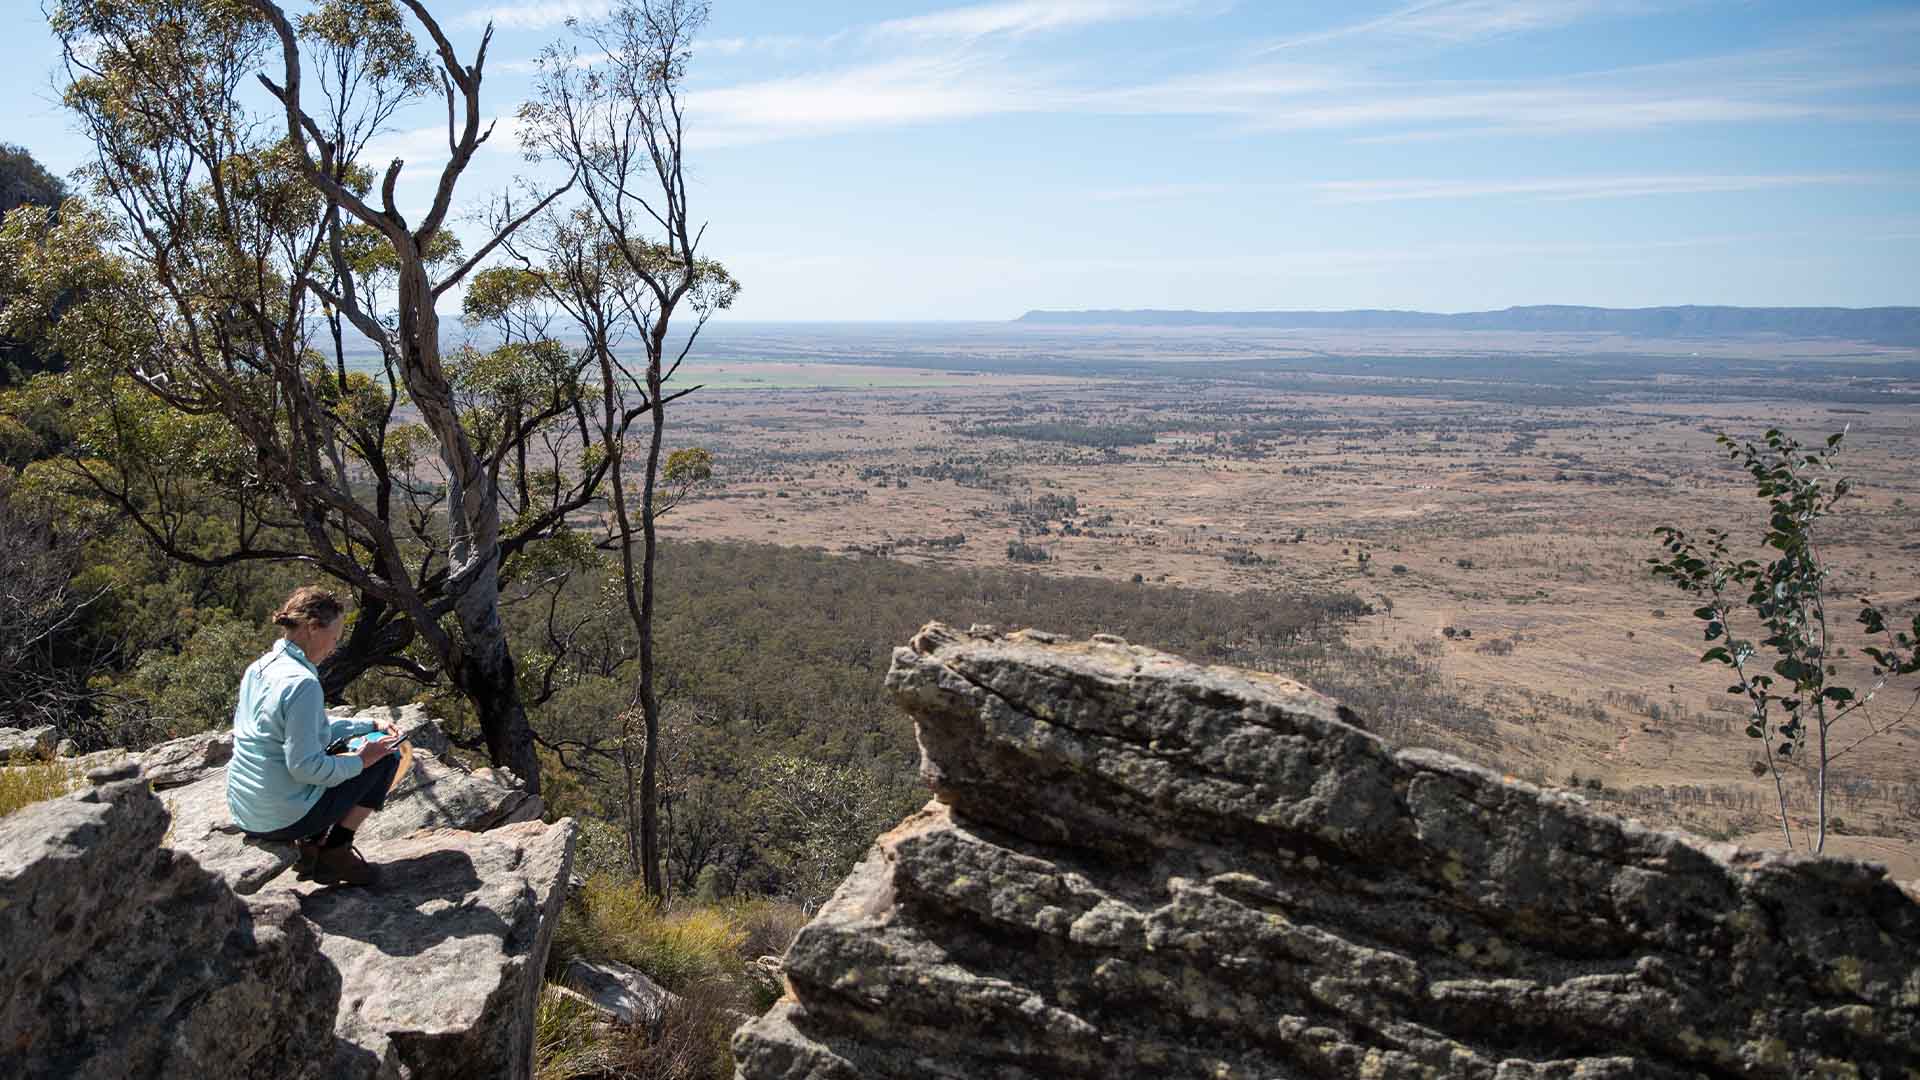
292, 849, 510, 958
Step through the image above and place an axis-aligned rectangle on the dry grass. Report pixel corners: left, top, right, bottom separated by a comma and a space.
534, 985, 621, 1080
603, 980, 738, 1080
0, 761, 76, 818
556, 874, 747, 991
541, 875, 808, 1078
725, 897, 808, 961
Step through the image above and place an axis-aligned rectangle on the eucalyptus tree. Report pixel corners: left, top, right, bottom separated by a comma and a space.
517, 0, 737, 892
40, 0, 592, 788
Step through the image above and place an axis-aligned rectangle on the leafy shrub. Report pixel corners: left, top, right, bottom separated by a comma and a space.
1475, 637, 1516, 657
116, 614, 266, 738
570, 815, 638, 881
751, 754, 891, 911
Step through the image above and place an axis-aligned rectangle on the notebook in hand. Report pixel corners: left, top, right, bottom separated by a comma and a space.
326, 730, 411, 755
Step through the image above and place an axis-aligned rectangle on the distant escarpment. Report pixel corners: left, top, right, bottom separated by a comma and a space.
1017, 305, 1920, 344
734, 624, 1920, 1079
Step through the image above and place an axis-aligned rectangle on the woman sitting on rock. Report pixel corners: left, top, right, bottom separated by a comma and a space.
225, 586, 401, 886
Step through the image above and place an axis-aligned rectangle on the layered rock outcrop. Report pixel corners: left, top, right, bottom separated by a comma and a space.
0, 707, 574, 1079
734, 624, 1920, 1078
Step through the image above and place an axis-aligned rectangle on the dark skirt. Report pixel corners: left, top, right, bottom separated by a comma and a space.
243, 753, 400, 842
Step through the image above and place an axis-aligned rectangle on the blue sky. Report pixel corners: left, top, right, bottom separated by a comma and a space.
6, 0, 1918, 319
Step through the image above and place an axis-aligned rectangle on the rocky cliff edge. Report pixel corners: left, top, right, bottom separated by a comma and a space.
734, 624, 1920, 1079
0, 705, 575, 1079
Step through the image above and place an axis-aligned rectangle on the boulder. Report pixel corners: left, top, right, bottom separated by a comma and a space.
0, 764, 338, 1080
158, 771, 299, 894
138, 728, 234, 788
546, 982, 618, 1022
2, 715, 578, 1080
355, 748, 540, 842
0, 724, 58, 762
263, 820, 576, 1079
66, 728, 230, 788
562, 957, 680, 1030
742, 956, 785, 1004
734, 624, 1920, 1079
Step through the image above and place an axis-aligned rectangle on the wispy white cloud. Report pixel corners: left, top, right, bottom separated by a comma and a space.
1228, 78, 1920, 140
693, 53, 1059, 145
472, 0, 1919, 155
1086, 173, 1901, 205
870, 0, 1196, 42
727, 234, 1746, 280
701, 33, 840, 57
359, 115, 530, 179
1315, 173, 1899, 203
487, 1, 1195, 56
1259, 0, 1669, 54
692, 50, 1920, 147
457, 0, 608, 32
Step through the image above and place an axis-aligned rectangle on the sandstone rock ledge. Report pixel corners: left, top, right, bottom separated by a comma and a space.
733, 624, 1920, 1079
0, 707, 575, 1080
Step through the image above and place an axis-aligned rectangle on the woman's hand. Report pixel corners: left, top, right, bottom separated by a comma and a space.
371, 716, 400, 738
358, 736, 395, 767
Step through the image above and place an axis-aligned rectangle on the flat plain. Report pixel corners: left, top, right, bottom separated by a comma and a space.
646, 322, 1920, 875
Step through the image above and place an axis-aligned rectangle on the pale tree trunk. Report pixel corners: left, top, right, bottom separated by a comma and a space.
623, 730, 642, 877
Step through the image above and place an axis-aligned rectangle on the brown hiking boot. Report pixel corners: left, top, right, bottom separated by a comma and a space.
293, 838, 321, 879
310, 843, 378, 887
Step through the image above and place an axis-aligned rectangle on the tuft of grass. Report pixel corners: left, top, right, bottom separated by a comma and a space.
534, 984, 619, 1080
545, 875, 810, 1078
725, 897, 807, 962
0, 761, 76, 819
611, 979, 738, 1080
555, 873, 746, 991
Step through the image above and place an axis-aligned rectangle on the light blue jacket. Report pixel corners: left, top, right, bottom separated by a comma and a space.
225, 638, 374, 833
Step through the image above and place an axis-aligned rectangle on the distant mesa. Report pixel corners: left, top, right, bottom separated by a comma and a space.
1015, 305, 1920, 344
